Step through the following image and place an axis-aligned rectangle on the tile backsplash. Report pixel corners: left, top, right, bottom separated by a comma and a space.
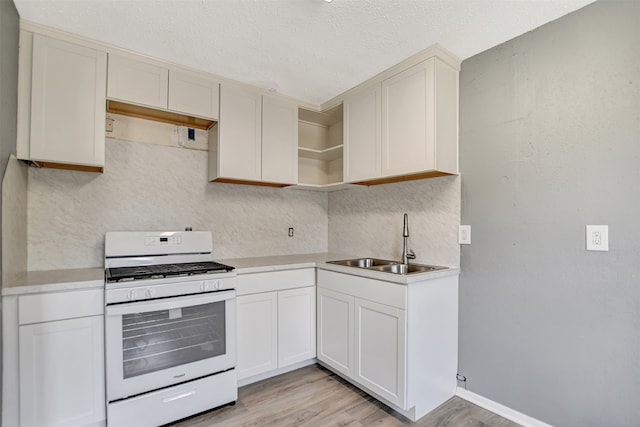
329, 176, 461, 268
27, 139, 329, 270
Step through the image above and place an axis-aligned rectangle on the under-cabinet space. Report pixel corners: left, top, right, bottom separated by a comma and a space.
297, 105, 343, 187
106, 53, 219, 129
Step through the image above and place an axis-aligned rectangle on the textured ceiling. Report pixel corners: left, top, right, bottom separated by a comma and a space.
14, 0, 596, 106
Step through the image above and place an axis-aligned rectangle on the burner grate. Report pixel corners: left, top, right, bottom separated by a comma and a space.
106, 261, 234, 283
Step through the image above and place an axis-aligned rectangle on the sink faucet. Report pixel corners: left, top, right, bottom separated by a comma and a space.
402, 213, 416, 264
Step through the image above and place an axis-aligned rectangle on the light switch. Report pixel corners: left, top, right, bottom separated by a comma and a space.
586, 225, 608, 251
459, 225, 471, 245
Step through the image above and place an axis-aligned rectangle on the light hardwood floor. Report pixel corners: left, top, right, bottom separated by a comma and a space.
171, 365, 521, 427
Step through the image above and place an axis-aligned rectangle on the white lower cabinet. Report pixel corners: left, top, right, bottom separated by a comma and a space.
354, 298, 406, 406
316, 287, 354, 377
236, 292, 278, 379
317, 269, 458, 422
3, 288, 106, 427
20, 316, 105, 427
317, 281, 406, 407
278, 287, 316, 367
236, 269, 316, 383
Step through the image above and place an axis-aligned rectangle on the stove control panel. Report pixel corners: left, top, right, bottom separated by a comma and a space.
145, 235, 182, 246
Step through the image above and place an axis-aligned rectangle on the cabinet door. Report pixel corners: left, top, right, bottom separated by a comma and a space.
317, 287, 354, 377
354, 298, 406, 407
236, 292, 278, 380
19, 316, 105, 427
30, 34, 106, 167
218, 85, 262, 181
107, 54, 168, 109
343, 84, 381, 183
381, 58, 436, 177
278, 287, 315, 367
261, 96, 298, 185
168, 70, 219, 119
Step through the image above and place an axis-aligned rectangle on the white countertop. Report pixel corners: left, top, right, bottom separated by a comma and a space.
219, 252, 459, 285
1, 253, 459, 296
2, 268, 105, 296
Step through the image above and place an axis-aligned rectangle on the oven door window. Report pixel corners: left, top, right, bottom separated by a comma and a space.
122, 301, 225, 378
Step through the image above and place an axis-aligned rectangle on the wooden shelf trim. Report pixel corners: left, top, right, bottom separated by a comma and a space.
107, 100, 216, 130
353, 171, 455, 186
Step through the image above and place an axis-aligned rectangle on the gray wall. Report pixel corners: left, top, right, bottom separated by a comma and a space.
0, 0, 19, 282
459, 1, 640, 426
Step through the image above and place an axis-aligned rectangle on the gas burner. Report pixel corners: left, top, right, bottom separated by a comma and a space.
106, 261, 234, 283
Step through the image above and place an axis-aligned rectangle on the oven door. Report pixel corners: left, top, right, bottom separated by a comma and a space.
105, 290, 236, 402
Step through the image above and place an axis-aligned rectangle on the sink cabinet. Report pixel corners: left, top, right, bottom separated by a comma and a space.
316, 268, 458, 421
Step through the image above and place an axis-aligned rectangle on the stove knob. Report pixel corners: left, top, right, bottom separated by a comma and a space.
126, 290, 134, 301
145, 289, 155, 299
200, 282, 209, 292
213, 280, 221, 290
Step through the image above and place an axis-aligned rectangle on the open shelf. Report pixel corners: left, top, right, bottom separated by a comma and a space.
298, 104, 343, 187
298, 144, 343, 161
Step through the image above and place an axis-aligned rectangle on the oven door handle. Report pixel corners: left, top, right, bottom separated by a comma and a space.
105, 290, 235, 316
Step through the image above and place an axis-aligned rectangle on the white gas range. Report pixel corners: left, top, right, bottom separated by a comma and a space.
104, 231, 237, 427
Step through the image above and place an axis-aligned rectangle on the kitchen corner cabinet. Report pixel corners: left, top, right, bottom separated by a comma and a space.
316, 269, 458, 421
209, 85, 298, 186
107, 54, 220, 125
2, 289, 105, 427
17, 31, 107, 172
236, 269, 316, 384
297, 105, 344, 187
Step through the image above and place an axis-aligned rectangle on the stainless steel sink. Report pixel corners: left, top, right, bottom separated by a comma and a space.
327, 258, 448, 275
371, 263, 448, 274
327, 258, 398, 268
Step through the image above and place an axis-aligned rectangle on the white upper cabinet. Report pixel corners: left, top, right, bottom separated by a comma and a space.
107, 53, 219, 121
107, 54, 168, 109
168, 70, 220, 119
215, 84, 262, 182
262, 96, 298, 185
343, 84, 381, 183
381, 57, 459, 178
210, 84, 298, 186
18, 32, 107, 172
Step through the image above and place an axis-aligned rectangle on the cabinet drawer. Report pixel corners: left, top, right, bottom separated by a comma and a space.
19, 289, 104, 325
236, 268, 315, 296
317, 269, 406, 309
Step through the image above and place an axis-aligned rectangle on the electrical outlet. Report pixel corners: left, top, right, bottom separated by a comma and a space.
586, 225, 608, 251
288, 227, 294, 237
459, 225, 471, 245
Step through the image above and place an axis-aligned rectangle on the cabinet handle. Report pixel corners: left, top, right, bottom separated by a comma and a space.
162, 390, 196, 403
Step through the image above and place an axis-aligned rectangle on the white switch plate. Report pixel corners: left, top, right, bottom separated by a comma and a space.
586, 225, 608, 251
459, 225, 471, 245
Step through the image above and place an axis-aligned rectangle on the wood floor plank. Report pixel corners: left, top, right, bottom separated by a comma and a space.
169, 365, 521, 427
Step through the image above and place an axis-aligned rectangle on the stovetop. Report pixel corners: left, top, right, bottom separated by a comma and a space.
106, 261, 234, 283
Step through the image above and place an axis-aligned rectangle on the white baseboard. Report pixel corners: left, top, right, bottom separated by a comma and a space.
456, 388, 553, 427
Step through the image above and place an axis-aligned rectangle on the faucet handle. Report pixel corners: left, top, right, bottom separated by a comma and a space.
407, 249, 416, 260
